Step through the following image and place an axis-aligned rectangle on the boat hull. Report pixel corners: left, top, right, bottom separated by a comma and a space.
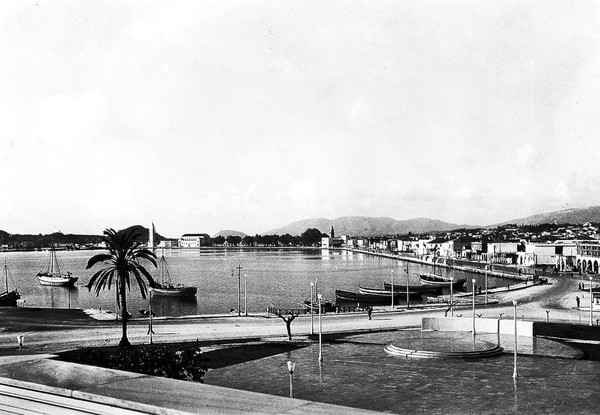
418, 274, 466, 289
0, 290, 20, 307
303, 300, 336, 313
335, 289, 402, 305
359, 285, 427, 296
382, 283, 443, 295
37, 273, 78, 287
150, 286, 197, 297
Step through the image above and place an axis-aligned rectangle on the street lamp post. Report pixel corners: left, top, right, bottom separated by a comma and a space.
472, 278, 476, 335
513, 300, 518, 378
590, 276, 594, 326
235, 265, 242, 316
390, 269, 394, 310
406, 263, 410, 310
450, 276, 454, 317
244, 274, 248, 316
287, 361, 296, 398
310, 282, 315, 335
485, 265, 489, 305
318, 293, 323, 363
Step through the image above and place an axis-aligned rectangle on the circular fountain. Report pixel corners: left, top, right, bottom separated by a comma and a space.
384, 332, 504, 359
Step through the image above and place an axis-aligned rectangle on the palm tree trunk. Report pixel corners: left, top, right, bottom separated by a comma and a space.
119, 271, 131, 347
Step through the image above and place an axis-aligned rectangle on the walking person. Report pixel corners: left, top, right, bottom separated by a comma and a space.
367, 306, 373, 320
576, 296, 580, 308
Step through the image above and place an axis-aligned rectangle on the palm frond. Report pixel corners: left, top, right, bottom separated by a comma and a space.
86, 253, 113, 269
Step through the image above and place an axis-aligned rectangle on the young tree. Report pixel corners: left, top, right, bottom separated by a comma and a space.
277, 312, 298, 340
86, 228, 157, 347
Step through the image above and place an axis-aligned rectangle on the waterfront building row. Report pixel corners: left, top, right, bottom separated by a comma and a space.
340, 235, 600, 274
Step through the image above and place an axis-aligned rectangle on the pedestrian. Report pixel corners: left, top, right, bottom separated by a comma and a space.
367, 306, 373, 320
576, 296, 580, 308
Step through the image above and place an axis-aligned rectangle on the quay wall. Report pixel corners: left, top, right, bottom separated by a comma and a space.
347, 249, 532, 281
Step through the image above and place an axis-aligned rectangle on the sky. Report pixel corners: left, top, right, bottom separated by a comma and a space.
1, 0, 600, 237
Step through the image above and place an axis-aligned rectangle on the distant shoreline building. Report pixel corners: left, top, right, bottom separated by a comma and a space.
179, 233, 211, 248
321, 226, 344, 248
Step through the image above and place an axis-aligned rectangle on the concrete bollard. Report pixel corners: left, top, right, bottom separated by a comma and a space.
16, 335, 24, 350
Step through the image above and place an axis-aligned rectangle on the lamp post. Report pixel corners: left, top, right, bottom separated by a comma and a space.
485, 265, 489, 305
590, 276, 594, 326
318, 293, 323, 363
472, 278, 476, 335
450, 276, 454, 317
390, 269, 394, 310
244, 274, 248, 316
513, 300, 518, 378
287, 361, 296, 398
310, 282, 315, 335
236, 265, 242, 316
405, 263, 410, 310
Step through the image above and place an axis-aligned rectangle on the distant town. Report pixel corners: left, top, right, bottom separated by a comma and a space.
3, 221, 600, 274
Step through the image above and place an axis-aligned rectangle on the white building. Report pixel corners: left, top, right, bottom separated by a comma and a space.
179, 233, 210, 248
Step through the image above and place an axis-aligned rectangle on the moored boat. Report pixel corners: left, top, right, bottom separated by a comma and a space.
382, 282, 443, 295
150, 253, 197, 297
418, 273, 466, 289
359, 285, 431, 296
335, 289, 401, 305
36, 247, 78, 287
0, 260, 20, 307
303, 299, 336, 313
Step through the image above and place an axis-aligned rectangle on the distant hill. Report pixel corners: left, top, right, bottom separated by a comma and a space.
495, 206, 600, 226
263, 216, 472, 237
123, 225, 168, 242
213, 230, 248, 238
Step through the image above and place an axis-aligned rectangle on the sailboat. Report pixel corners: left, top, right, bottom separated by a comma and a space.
36, 246, 78, 287
0, 260, 20, 306
150, 253, 197, 297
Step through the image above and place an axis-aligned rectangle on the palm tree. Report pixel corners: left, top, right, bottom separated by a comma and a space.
86, 227, 157, 347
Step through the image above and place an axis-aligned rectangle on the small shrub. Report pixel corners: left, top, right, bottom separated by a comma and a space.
60, 341, 208, 383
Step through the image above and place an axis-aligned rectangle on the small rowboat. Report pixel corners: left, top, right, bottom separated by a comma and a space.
335, 289, 401, 305
303, 299, 336, 313
382, 282, 443, 295
418, 273, 466, 289
358, 285, 429, 296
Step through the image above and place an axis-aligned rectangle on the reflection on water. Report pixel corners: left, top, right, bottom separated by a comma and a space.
39, 286, 79, 310
151, 296, 198, 317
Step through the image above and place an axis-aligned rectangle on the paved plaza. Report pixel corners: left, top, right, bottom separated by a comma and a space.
203, 329, 600, 414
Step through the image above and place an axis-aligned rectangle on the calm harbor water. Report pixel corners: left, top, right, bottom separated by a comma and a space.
0, 249, 510, 317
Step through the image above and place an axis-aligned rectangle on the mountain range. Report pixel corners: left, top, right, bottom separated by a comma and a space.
262, 206, 600, 237
264, 216, 472, 237
495, 206, 600, 226
3, 206, 600, 243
